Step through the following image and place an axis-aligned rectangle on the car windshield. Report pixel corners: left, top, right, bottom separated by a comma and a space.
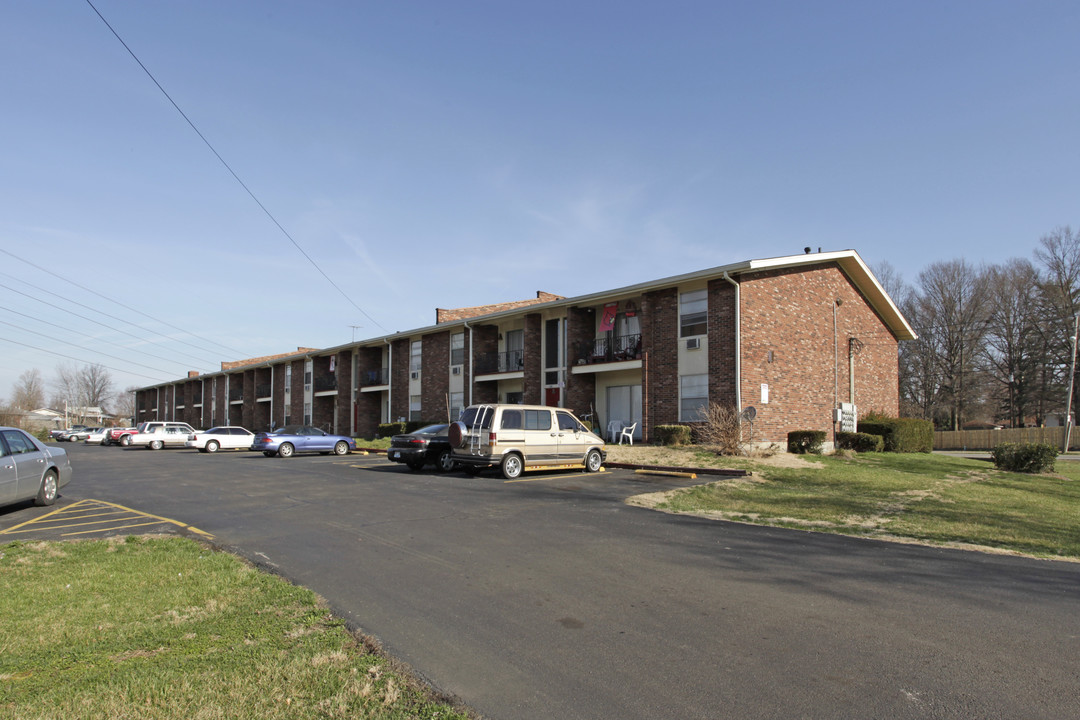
414, 424, 449, 435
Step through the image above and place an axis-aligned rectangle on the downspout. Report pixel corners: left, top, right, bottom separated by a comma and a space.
463, 320, 473, 406
384, 338, 393, 423
722, 272, 742, 412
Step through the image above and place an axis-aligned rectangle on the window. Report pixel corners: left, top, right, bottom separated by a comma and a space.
450, 332, 465, 366
409, 395, 422, 421
505, 329, 524, 370
410, 340, 422, 374
450, 392, 464, 421
680, 289, 708, 337
557, 411, 582, 432
680, 374, 709, 421
506, 391, 524, 405
303, 402, 311, 425
524, 409, 552, 431
500, 409, 522, 429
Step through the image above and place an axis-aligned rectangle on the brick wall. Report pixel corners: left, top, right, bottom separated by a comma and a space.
336, 350, 353, 434
642, 287, 678, 440
740, 264, 899, 443
523, 314, 542, 404
471, 325, 499, 405
421, 331, 450, 423
565, 306, 597, 418
390, 338, 411, 421
707, 279, 738, 408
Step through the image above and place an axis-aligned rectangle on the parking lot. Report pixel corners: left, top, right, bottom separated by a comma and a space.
4, 443, 1080, 720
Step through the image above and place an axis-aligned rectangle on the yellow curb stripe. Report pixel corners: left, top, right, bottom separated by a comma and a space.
633, 469, 698, 479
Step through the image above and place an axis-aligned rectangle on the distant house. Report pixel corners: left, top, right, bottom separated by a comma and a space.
133, 250, 916, 448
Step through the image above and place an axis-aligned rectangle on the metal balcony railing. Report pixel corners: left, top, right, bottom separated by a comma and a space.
360, 368, 389, 386
576, 334, 642, 365
476, 350, 525, 374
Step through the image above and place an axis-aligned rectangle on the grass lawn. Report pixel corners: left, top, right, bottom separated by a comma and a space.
0, 536, 469, 720
627, 450, 1080, 561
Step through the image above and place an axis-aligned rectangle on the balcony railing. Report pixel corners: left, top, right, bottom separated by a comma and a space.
476, 350, 524, 375
360, 368, 389, 386
576, 334, 642, 365
256, 383, 271, 398
314, 376, 338, 393
228, 387, 243, 402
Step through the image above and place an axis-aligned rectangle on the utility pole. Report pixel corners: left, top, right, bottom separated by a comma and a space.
1063, 314, 1079, 453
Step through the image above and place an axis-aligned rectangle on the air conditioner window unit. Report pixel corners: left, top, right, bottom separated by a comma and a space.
452, 366, 461, 375
410, 371, 419, 379
686, 337, 701, 350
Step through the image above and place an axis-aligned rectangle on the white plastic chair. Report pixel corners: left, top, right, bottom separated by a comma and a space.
618, 422, 637, 445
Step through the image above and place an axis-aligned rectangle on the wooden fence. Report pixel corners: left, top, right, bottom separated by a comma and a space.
934, 427, 1077, 451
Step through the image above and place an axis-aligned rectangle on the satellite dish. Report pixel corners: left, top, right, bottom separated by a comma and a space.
741, 406, 757, 421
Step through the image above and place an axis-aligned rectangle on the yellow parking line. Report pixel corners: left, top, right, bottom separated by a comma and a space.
0, 498, 214, 539
504, 468, 609, 483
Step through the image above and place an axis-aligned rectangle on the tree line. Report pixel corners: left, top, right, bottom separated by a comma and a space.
882, 226, 1080, 430
3, 363, 136, 425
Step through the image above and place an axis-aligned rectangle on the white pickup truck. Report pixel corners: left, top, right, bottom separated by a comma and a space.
126, 421, 198, 450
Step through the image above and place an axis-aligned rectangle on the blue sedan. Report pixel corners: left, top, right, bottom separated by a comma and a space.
252, 425, 356, 458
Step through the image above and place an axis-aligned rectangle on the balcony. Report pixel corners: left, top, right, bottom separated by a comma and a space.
228, 387, 243, 403
576, 334, 642, 365
256, 383, 271, 398
476, 350, 524, 375
360, 368, 390, 386
314, 376, 337, 393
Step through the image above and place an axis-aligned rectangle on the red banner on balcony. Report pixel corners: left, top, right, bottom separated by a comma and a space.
600, 302, 617, 332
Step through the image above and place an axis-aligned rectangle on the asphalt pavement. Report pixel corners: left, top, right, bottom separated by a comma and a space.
3, 443, 1079, 719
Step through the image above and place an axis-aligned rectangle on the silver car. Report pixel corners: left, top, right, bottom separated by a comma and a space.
0, 427, 73, 508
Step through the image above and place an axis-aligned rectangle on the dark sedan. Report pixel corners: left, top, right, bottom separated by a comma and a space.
387, 424, 456, 472
251, 426, 356, 458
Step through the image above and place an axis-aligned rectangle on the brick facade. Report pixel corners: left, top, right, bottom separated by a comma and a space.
134, 252, 909, 447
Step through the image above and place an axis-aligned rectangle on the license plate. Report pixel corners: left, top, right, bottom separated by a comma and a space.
389, 450, 399, 459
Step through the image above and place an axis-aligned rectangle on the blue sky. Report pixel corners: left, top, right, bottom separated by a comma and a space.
2, 1, 1078, 402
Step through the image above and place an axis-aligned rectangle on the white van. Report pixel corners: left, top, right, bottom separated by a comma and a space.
448, 404, 606, 479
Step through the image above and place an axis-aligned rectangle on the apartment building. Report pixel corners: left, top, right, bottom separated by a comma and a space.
134, 250, 915, 446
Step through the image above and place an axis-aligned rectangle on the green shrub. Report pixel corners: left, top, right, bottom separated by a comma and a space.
836, 431, 884, 452
32, 427, 52, 443
787, 430, 826, 454
655, 425, 693, 446
990, 442, 1058, 473
858, 417, 933, 453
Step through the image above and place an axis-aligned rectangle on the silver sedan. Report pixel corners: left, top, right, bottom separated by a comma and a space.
0, 427, 73, 508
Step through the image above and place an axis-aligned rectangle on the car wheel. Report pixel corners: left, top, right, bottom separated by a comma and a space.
585, 449, 603, 473
120, 435, 132, 446
206, 440, 219, 453
34, 471, 58, 506
278, 443, 294, 458
150, 440, 164, 450
436, 449, 456, 472
501, 453, 523, 480
333, 441, 349, 455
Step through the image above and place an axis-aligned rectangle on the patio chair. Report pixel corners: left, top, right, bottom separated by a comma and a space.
619, 422, 637, 445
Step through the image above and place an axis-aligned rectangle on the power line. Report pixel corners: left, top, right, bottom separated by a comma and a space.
0, 276, 218, 367
83, 0, 387, 335
0, 249, 245, 361
0, 318, 176, 376
0, 336, 169, 383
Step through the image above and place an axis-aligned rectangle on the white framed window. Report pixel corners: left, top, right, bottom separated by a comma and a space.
303, 402, 311, 425
410, 340, 422, 374
449, 392, 464, 421
680, 289, 708, 337
409, 394, 422, 421
680, 374, 708, 421
450, 332, 465, 366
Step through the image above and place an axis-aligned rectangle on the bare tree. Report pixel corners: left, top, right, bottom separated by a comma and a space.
113, 386, 138, 425
1033, 226, 1080, 425
10, 368, 46, 410
51, 362, 114, 421
913, 260, 990, 430
981, 260, 1043, 426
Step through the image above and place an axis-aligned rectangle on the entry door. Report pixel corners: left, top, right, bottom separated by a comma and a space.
606, 385, 642, 442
